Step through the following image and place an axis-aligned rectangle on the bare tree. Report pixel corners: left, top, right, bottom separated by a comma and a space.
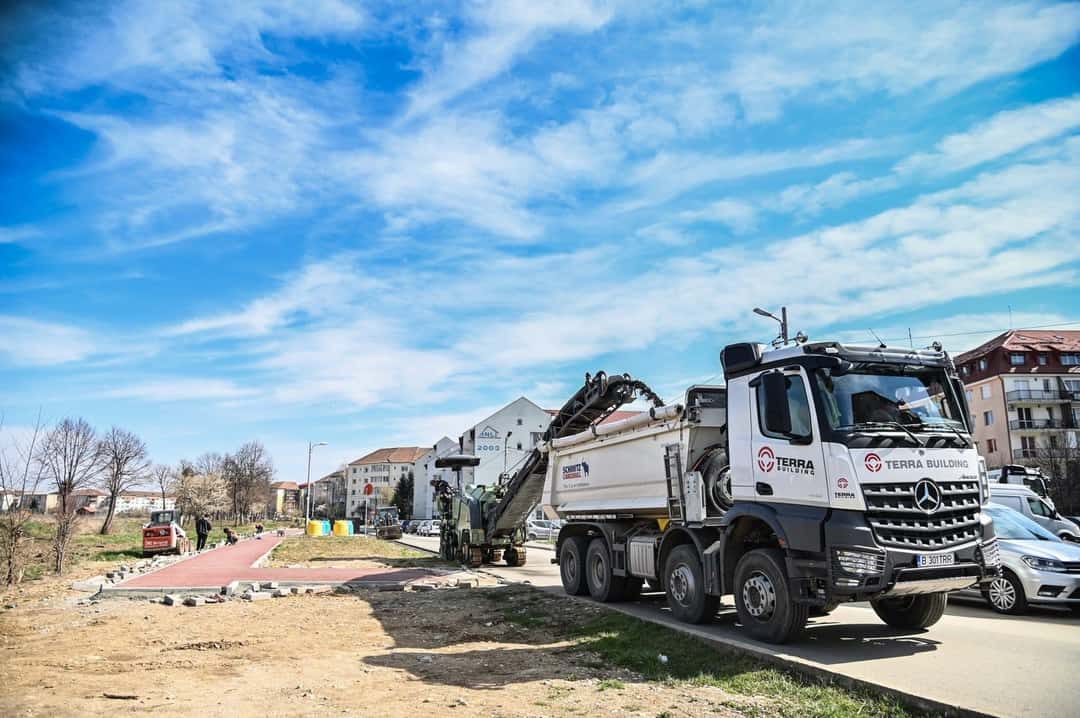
1037, 445, 1080, 516
223, 442, 274, 524
173, 471, 229, 519
0, 415, 46, 586
97, 427, 150, 534
37, 418, 101, 574
151, 464, 174, 509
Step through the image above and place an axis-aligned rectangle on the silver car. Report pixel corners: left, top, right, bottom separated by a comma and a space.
962, 504, 1080, 615
526, 519, 559, 541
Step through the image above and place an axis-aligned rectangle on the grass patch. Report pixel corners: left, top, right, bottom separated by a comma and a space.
268, 534, 436, 567
480, 587, 912, 718
597, 678, 625, 691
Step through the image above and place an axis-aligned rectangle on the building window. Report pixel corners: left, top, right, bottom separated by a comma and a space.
983, 410, 994, 426
1062, 354, 1080, 366
1009, 353, 1025, 366
517, 418, 523, 426
986, 438, 996, 453
978, 358, 988, 371
960, 365, 970, 376
965, 390, 973, 403
1038, 353, 1049, 366
980, 385, 991, 400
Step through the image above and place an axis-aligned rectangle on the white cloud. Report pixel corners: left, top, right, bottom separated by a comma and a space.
0, 317, 98, 367
719, 2, 1080, 122
104, 378, 256, 402
678, 199, 757, 233
771, 172, 900, 217
0, 225, 43, 244
165, 256, 368, 337
404, 0, 612, 118
898, 94, 1080, 175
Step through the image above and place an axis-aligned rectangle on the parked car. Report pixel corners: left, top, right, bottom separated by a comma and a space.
989, 484, 1080, 541
525, 519, 558, 541
417, 520, 441, 537
401, 520, 414, 533
959, 503, 1080, 615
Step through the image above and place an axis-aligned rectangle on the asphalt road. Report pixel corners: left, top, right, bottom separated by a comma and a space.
399, 534, 1079, 718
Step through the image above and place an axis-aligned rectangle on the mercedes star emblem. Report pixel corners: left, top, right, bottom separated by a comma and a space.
913, 478, 942, 513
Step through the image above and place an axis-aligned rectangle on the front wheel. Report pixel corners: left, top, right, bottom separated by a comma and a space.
665, 544, 718, 624
871, 592, 948, 628
981, 571, 1028, 615
733, 548, 807, 643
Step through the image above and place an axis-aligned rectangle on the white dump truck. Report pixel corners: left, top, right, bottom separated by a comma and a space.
541, 331, 1000, 643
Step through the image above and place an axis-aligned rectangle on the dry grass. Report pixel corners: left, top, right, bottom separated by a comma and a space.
268, 535, 439, 568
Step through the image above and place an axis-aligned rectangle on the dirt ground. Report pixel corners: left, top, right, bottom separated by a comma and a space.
1, 575, 750, 718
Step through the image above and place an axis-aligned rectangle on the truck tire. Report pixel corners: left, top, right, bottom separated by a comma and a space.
871, 592, 948, 628
733, 548, 807, 643
664, 544, 718, 624
560, 536, 589, 595
585, 538, 627, 602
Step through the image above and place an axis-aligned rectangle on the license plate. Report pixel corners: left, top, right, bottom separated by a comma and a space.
917, 553, 955, 568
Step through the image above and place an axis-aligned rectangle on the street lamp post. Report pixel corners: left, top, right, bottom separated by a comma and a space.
305, 441, 328, 523
503, 430, 514, 476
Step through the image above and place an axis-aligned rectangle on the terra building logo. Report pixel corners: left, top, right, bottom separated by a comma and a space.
864, 453, 883, 472
757, 446, 776, 472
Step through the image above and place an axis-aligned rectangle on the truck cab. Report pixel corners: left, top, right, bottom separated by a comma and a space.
717, 341, 997, 640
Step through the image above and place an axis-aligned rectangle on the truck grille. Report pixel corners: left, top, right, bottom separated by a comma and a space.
862, 480, 981, 550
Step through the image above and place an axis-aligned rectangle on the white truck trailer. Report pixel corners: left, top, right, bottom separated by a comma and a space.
542, 337, 1000, 643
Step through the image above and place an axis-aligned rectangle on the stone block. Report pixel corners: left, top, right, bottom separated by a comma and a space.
163, 594, 183, 606
183, 596, 205, 607
260, 581, 279, 590
220, 581, 239, 596
244, 591, 271, 601
71, 576, 107, 593
272, 588, 290, 598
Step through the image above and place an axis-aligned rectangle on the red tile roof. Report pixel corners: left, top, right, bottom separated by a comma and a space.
956, 330, 1080, 363
348, 447, 429, 466
271, 481, 299, 490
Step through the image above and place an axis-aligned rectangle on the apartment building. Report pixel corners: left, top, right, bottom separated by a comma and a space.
346, 447, 431, 519
458, 397, 552, 489
413, 436, 457, 520
957, 329, 1080, 469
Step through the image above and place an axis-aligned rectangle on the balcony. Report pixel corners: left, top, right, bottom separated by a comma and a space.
1008, 419, 1073, 431
1013, 448, 1040, 460
1005, 389, 1076, 403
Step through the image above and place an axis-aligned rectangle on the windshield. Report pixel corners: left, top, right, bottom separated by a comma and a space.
986, 504, 1060, 541
813, 364, 964, 430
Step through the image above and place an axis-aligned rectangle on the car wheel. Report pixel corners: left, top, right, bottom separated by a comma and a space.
528, 533, 537, 541
982, 570, 1028, 615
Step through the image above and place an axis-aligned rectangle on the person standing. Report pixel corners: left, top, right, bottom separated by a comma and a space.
196, 513, 212, 551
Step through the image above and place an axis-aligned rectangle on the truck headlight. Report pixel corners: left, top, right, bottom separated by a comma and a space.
834, 549, 884, 575
1021, 555, 1066, 573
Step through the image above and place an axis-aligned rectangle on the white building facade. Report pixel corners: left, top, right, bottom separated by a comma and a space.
458, 397, 552, 489
413, 436, 458, 520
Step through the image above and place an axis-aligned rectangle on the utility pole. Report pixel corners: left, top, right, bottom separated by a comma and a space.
305, 441, 327, 523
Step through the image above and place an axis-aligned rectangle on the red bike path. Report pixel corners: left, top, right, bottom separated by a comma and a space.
115, 532, 431, 590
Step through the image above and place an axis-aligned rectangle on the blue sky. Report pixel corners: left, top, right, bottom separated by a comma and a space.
2, 1, 1079, 483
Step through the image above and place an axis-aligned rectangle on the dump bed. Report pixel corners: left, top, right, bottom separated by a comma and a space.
542, 405, 685, 518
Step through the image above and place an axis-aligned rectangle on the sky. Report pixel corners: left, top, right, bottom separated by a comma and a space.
1, 0, 1079, 485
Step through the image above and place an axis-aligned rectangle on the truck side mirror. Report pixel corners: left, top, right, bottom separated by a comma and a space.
762, 372, 792, 436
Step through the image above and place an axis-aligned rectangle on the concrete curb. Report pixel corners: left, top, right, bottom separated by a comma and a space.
396, 538, 993, 718
98, 577, 418, 599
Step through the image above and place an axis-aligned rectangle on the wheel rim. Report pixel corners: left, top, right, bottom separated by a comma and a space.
988, 577, 1016, 610
742, 570, 777, 619
590, 552, 606, 587
669, 564, 695, 607
564, 550, 578, 583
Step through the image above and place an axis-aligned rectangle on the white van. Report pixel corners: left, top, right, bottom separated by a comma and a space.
989, 484, 1079, 542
